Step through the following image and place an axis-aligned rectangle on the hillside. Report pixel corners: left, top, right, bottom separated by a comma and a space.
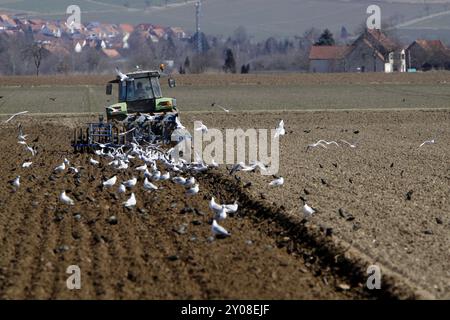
0, 0, 450, 41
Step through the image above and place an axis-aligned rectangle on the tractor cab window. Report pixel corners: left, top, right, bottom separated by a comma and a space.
119, 82, 127, 101
125, 77, 162, 102
151, 77, 162, 98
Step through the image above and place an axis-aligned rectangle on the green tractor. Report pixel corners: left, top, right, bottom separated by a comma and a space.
72, 67, 189, 152
105, 68, 177, 121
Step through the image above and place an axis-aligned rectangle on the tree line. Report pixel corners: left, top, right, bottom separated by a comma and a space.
2, 25, 396, 76
0, 25, 331, 76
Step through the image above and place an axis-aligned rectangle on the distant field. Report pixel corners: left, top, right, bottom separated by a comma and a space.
0, 73, 449, 114
0, 0, 107, 13
406, 12, 450, 29
1, 0, 449, 40
2, 72, 450, 86
0, 0, 177, 12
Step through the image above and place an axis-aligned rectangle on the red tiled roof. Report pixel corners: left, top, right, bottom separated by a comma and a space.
309, 46, 349, 60
136, 23, 153, 31
365, 29, 397, 51
413, 39, 447, 52
152, 28, 165, 38
102, 48, 120, 59
28, 18, 46, 25
0, 14, 16, 25
119, 23, 134, 33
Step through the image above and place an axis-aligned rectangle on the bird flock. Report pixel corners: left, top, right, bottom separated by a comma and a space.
7, 117, 438, 237
9, 122, 240, 239
10, 123, 37, 189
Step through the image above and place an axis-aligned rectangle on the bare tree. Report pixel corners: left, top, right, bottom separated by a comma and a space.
24, 42, 46, 76
190, 51, 219, 73
0, 33, 30, 75
303, 27, 321, 43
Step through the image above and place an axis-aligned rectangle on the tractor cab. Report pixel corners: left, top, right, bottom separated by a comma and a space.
105, 70, 177, 121
72, 68, 189, 152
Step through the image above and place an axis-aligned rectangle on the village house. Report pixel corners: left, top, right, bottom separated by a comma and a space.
151, 26, 166, 40
0, 14, 18, 30
344, 29, 401, 73
309, 29, 410, 73
406, 39, 450, 71
0, 11, 186, 54
101, 48, 121, 59
119, 23, 134, 34
309, 45, 349, 73
168, 27, 188, 40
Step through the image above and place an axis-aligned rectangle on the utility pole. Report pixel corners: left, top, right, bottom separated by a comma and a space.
195, 1, 202, 54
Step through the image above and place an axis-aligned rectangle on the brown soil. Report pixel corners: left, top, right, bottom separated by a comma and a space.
1, 108, 448, 299
0, 117, 366, 300
179, 109, 450, 299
